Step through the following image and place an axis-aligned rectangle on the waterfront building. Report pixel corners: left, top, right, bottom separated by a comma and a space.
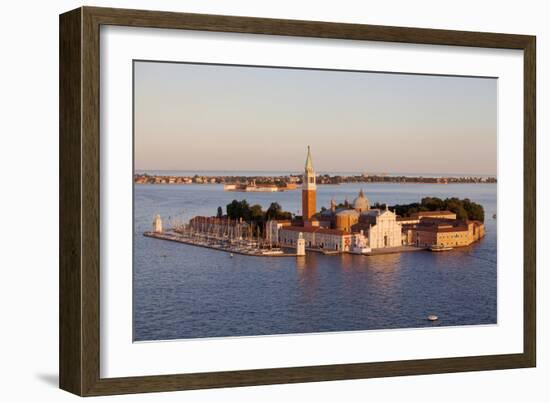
279, 225, 353, 252
356, 208, 403, 248
224, 182, 295, 192
153, 214, 163, 233
245, 183, 278, 192
335, 209, 360, 232
368, 209, 403, 248
411, 210, 457, 220
302, 145, 317, 221
316, 189, 402, 249
398, 210, 457, 226
266, 219, 292, 246
413, 219, 485, 247
276, 184, 403, 251
396, 217, 421, 226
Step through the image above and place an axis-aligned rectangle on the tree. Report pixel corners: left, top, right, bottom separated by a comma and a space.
224, 199, 293, 236
446, 199, 469, 220
358, 197, 484, 222
421, 197, 444, 211
266, 202, 292, 220
250, 204, 264, 221
265, 202, 283, 220
216, 206, 223, 218
226, 199, 251, 220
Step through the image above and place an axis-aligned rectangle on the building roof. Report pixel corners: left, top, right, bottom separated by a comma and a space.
469, 220, 484, 225
419, 217, 459, 224
336, 209, 359, 217
281, 225, 351, 236
271, 219, 292, 225
415, 224, 469, 233
317, 228, 352, 235
411, 210, 456, 217
415, 218, 469, 233
362, 209, 381, 217
436, 226, 469, 233
397, 217, 419, 222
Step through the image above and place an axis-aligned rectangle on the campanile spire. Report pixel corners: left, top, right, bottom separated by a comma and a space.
305, 145, 314, 172
302, 146, 317, 220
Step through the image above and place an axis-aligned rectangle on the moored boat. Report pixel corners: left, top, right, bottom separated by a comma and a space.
429, 245, 453, 252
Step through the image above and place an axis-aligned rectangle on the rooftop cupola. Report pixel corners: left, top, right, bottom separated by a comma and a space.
353, 189, 371, 213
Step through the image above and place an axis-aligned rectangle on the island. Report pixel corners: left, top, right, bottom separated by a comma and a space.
134, 172, 496, 188
144, 147, 487, 256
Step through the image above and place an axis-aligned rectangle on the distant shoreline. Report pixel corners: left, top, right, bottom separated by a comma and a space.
134, 173, 497, 186
135, 169, 497, 178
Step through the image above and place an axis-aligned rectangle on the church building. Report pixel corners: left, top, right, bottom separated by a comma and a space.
273, 146, 403, 252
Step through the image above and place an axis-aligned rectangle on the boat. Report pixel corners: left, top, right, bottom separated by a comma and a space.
427, 315, 439, 321
322, 250, 341, 255
429, 245, 453, 252
260, 249, 284, 255
350, 246, 372, 255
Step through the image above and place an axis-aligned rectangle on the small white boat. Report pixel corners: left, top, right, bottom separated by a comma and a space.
350, 246, 372, 255
429, 245, 453, 252
427, 315, 439, 321
260, 249, 284, 255
229, 253, 234, 257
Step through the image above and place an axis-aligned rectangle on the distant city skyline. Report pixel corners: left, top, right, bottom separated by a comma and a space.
134, 61, 497, 175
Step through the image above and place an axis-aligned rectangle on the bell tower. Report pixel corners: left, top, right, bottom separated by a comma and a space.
302, 146, 317, 220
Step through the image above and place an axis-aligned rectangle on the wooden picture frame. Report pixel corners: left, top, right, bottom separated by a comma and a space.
59, 6, 536, 396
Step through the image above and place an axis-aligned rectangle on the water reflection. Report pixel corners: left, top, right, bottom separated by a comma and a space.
364, 254, 403, 295
296, 255, 319, 302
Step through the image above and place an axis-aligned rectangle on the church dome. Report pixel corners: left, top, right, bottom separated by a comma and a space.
353, 189, 370, 213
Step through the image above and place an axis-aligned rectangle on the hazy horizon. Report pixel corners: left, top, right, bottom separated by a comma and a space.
134, 169, 496, 177
134, 61, 497, 175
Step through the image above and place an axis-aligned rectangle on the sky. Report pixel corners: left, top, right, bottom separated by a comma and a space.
134, 61, 497, 175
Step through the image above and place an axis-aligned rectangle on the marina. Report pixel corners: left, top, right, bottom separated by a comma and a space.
144, 230, 429, 257
144, 230, 298, 257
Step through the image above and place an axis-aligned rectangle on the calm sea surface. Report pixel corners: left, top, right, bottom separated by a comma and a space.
133, 182, 497, 341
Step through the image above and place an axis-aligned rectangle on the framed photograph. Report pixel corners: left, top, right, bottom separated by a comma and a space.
59, 6, 536, 396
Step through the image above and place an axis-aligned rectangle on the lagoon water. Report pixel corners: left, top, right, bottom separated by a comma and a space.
133, 182, 497, 341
